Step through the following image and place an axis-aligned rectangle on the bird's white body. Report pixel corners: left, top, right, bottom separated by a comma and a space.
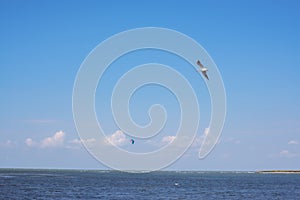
199, 67, 208, 72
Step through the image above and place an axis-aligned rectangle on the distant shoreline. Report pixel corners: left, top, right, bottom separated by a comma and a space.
1, 168, 300, 174
256, 170, 300, 174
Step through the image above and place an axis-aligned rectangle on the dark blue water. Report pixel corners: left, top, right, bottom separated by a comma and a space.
0, 169, 300, 199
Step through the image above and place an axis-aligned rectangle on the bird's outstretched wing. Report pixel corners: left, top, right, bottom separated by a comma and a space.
203, 72, 209, 80
196, 60, 204, 68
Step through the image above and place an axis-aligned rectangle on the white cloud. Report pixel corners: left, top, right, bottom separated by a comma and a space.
69, 138, 82, 145
25, 138, 36, 147
105, 130, 127, 146
204, 128, 209, 137
279, 150, 296, 158
68, 131, 129, 149
288, 140, 300, 145
81, 138, 97, 146
194, 128, 220, 147
40, 131, 65, 148
161, 136, 176, 145
67, 138, 98, 149
124, 127, 223, 153
25, 131, 65, 148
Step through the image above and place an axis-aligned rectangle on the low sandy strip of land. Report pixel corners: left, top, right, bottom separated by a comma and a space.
256, 170, 300, 174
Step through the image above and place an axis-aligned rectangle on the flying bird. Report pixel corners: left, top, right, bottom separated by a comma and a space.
196, 60, 209, 80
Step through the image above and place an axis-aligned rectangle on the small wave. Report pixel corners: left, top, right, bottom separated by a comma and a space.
0, 175, 15, 178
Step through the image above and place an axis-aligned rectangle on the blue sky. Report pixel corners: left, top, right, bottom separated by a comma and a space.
0, 0, 299, 170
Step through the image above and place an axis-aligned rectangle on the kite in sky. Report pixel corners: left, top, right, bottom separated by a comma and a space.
130, 139, 135, 144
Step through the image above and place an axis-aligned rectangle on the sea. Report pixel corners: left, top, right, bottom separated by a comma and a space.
0, 169, 300, 199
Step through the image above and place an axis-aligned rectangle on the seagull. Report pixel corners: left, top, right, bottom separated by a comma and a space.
196, 60, 209, 80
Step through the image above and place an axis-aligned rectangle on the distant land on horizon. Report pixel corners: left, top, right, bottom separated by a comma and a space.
1, 168, 300, 174
256, 170, 300, 174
